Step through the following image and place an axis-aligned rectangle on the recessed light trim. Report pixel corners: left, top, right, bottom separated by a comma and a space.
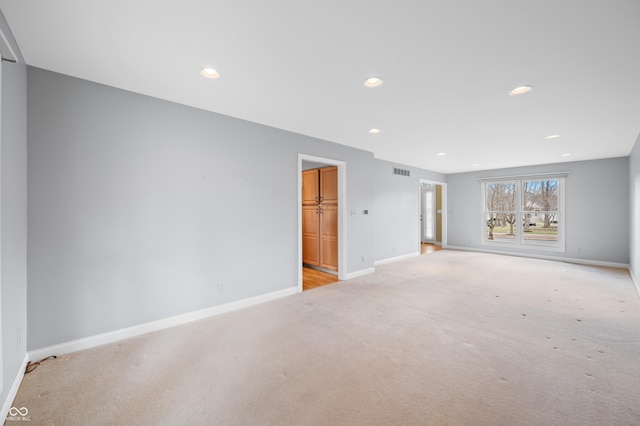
509, 85, 533, 96
200, 67, 221, 79
545, 134, 560, 139
363, 77, 383, 88
561, 153, 571, 157
368, 128, 381, 134
437, 152, 447, 156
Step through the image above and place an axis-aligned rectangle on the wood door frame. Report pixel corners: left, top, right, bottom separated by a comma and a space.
298, 154, 347, 292
418, 179, 448, 250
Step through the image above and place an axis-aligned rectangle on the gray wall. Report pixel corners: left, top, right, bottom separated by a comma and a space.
27, 67, 380, 349
630, 135, 640, 281
373, 159, 446, 262
447, 157, 630, 264
1, 61, 28, 406
22, 64, 638, 356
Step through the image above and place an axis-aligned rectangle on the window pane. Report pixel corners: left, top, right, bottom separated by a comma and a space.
485, 213, 516, 241
486, 182, 516, 211
425, 191, 434, 240
523, 213, 558, 242
483, 177, 562, 250
523, 180, 558, 213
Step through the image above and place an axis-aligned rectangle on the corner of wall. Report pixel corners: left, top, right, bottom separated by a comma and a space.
0, 18, 29, 415
629, 266, 640, 298
0, 354, 28, 421
629, 133, 640, 294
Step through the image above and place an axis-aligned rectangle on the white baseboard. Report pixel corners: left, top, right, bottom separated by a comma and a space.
0, 353, 29, 421
446, 245, 629, 269
345, 267, 375, 280
28, 287, 298, 362
374, 251, 420, 266
629, 266, 640, 298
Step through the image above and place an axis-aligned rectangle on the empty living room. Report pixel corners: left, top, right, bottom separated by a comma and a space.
0, 1, 639, 425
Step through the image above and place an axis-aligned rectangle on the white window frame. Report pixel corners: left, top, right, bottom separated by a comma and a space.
480, 174, 566, 253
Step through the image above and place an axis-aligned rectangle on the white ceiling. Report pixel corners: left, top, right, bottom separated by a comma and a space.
1, 0, 639, 173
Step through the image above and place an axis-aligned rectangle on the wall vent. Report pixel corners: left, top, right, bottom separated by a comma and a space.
393, 167, 410, 177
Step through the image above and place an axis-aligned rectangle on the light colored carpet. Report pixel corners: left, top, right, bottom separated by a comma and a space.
9, 251, 640, 425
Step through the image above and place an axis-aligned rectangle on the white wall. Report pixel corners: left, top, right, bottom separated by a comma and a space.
373, 159, 446, 262
447, 157, 630, 264
0, 61, 27, 408
629, 135, 640, 286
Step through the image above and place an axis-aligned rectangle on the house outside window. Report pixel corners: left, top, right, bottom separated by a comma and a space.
481, 175, 565, 252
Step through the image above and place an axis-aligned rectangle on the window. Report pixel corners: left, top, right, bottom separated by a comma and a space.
482, 176, 564, 251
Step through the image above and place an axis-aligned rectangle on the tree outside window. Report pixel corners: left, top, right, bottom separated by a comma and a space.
522, 180, 558, 242
482, 177, 563, 250
485, 182, 516, 240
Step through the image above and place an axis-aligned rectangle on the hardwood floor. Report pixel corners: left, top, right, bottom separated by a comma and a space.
304, 246, 439, 290
303, 266, 339, 291
421, 243, 443, 255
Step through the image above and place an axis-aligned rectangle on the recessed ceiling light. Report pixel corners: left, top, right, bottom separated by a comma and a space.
368, 128, 381, 134
545, 134, 560, 139
509, 85, 533, 96
561, 153, 571, 157
437, 152, 447, 156
363, 77, 383, 88
472, 163, 480, 167
200, 67, 221, 79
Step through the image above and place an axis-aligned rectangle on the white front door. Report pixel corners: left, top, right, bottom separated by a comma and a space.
420, 185, 435, 243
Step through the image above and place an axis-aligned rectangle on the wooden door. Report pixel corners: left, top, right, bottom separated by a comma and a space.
319, 166, 338, 204
302, 165, 339, 273
302, 205, 320, 266
302, 169, 319, 205
319, 205, 338, 271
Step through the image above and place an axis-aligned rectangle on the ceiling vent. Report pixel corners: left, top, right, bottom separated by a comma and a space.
393, 167, 410, 177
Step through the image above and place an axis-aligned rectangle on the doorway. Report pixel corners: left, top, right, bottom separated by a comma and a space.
419, 180, 447, 254
298, 154, 347, 292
